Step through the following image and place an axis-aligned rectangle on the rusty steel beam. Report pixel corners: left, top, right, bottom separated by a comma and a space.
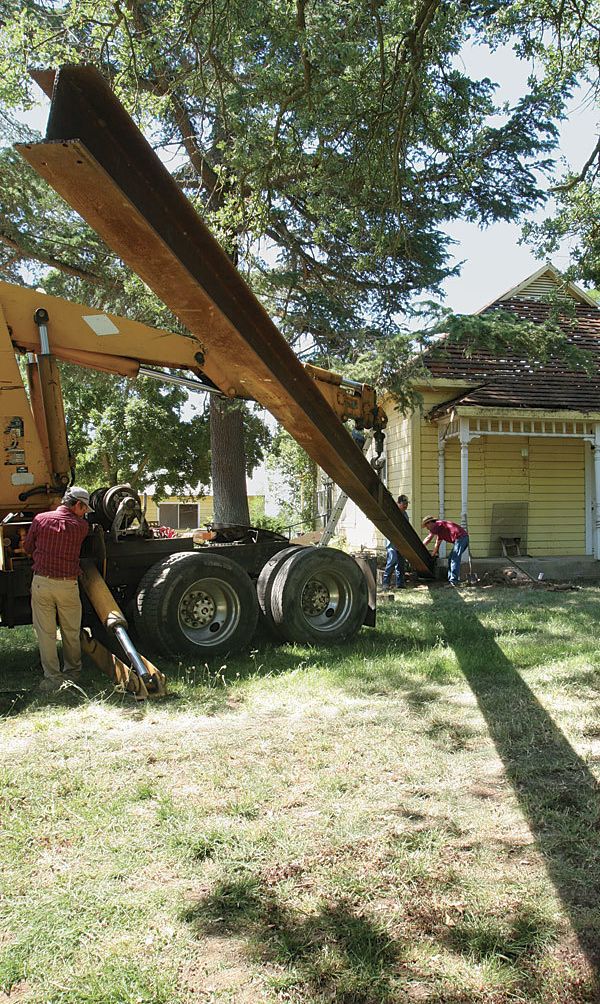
17, 65, 434, 573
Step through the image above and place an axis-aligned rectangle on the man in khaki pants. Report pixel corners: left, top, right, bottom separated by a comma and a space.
24, 487, 91, 693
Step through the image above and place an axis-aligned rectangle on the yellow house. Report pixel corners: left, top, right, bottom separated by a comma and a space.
145, 493, 265, 530
338, 265, 600, 560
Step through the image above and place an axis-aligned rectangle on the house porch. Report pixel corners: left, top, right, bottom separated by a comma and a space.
432, 411, 600, 561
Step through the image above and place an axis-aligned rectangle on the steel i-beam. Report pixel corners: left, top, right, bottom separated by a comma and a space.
17, 65, 434, 573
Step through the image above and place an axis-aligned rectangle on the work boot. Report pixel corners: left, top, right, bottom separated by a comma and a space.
62, 671, 82, 686
37, 675, 64, 694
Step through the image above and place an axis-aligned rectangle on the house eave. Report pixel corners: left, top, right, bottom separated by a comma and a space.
420, 377, 481, 389
381, 377, 477, 403
431, 404, 600, 422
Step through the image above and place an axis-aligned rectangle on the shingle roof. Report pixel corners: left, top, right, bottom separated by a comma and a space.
425, 296, 600, 417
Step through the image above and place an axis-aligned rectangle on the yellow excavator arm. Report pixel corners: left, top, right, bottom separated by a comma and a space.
0, 279, 387, 515
16, 64, 433, 573
0, 279, 391, 699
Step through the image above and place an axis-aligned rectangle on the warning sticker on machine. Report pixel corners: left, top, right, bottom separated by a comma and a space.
83, 314, 120, 336
3, 416, 27, 467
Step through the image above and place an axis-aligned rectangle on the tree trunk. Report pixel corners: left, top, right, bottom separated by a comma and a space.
300, 457, 318, 529
209, 397, 251, 525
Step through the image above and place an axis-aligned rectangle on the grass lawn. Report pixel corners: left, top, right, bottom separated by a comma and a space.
2, 583, 600, 1003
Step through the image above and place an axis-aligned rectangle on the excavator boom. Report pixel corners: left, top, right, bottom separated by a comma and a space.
17, 65, 433, 573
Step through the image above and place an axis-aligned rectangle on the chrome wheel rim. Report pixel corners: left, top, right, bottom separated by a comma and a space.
300, 571, 353, 633
177, 577, 241, 647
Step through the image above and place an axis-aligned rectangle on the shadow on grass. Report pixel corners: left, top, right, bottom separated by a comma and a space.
444, 903, 556, 964
159, 623, 438, 710
429, 586, 600, 976
0, 626, 41, 716
182, 877, 401, 1003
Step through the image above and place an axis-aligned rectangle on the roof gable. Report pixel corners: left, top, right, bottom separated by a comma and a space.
477, 263, 598, 311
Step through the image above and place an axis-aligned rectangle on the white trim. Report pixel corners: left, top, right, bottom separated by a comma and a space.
585, 442, 594, 555
447, 406, 600, 422
459, 417, 470, 530
437, 426, 446, 558
442, 415, 597, 441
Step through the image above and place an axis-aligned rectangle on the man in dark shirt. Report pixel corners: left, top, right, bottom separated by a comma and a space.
24, 486, 91, 692
382, 494, 410, 589
422, 516, 469, 586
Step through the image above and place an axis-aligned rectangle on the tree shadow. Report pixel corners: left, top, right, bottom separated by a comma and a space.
0, 641, 117, 717
429, 586, 600, 975
182, 876, 403, 1002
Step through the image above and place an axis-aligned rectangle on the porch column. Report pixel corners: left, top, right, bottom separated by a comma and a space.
438, 425, 446, 558
459, 418, 469, 530
594, 424, 600, 559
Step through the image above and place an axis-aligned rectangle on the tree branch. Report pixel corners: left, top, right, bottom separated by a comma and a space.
0, 230, 111, 286
552, 133, 600, 192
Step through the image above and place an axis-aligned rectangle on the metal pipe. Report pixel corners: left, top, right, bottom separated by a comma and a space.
80, 562, 154, 686
113, 625, 151, 682
26, 351, 52, 472
33, 307, 71, 487
138, 365, 223, 396
35, 311, 50, 355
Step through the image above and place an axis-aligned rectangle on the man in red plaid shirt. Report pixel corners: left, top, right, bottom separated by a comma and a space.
24, 487, 91, 692
422, 515, 469, 587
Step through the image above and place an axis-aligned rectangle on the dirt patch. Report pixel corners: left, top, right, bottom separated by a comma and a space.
1, 983, 31, 1002
179, 936, 259, 1002
477, 567, 579, 590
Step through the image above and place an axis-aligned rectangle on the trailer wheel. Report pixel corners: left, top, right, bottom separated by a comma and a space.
256, 546, 302, 637
269, 547, 368, 644
134, 552, 258, 657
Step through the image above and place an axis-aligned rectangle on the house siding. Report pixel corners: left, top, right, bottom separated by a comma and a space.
334, 491, 372, 550
335, 404, 419, 552
371, 410, 413, 550
386, 412, 412, 499
528, 438, 585, 555
145, 495, 212, 526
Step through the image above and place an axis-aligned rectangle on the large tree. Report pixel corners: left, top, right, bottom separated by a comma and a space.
60, 365, 212, 497
0, 0, 596, 513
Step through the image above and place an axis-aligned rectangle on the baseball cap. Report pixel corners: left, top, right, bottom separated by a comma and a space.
63, 486, 93, 509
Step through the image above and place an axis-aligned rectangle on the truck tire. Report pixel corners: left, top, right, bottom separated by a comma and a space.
256, 546, 302, 638
134, 552, 259, 657
269, 547, 368, 644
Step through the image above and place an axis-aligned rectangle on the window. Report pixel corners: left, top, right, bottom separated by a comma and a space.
179, 504, 199, 529
158, 502, 199, 529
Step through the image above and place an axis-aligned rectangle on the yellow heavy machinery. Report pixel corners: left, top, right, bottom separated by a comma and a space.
0, 281, 399, 695
1, 64, 434, 695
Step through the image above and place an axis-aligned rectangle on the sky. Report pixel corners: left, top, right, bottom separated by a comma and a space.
439, 42, 598, 312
